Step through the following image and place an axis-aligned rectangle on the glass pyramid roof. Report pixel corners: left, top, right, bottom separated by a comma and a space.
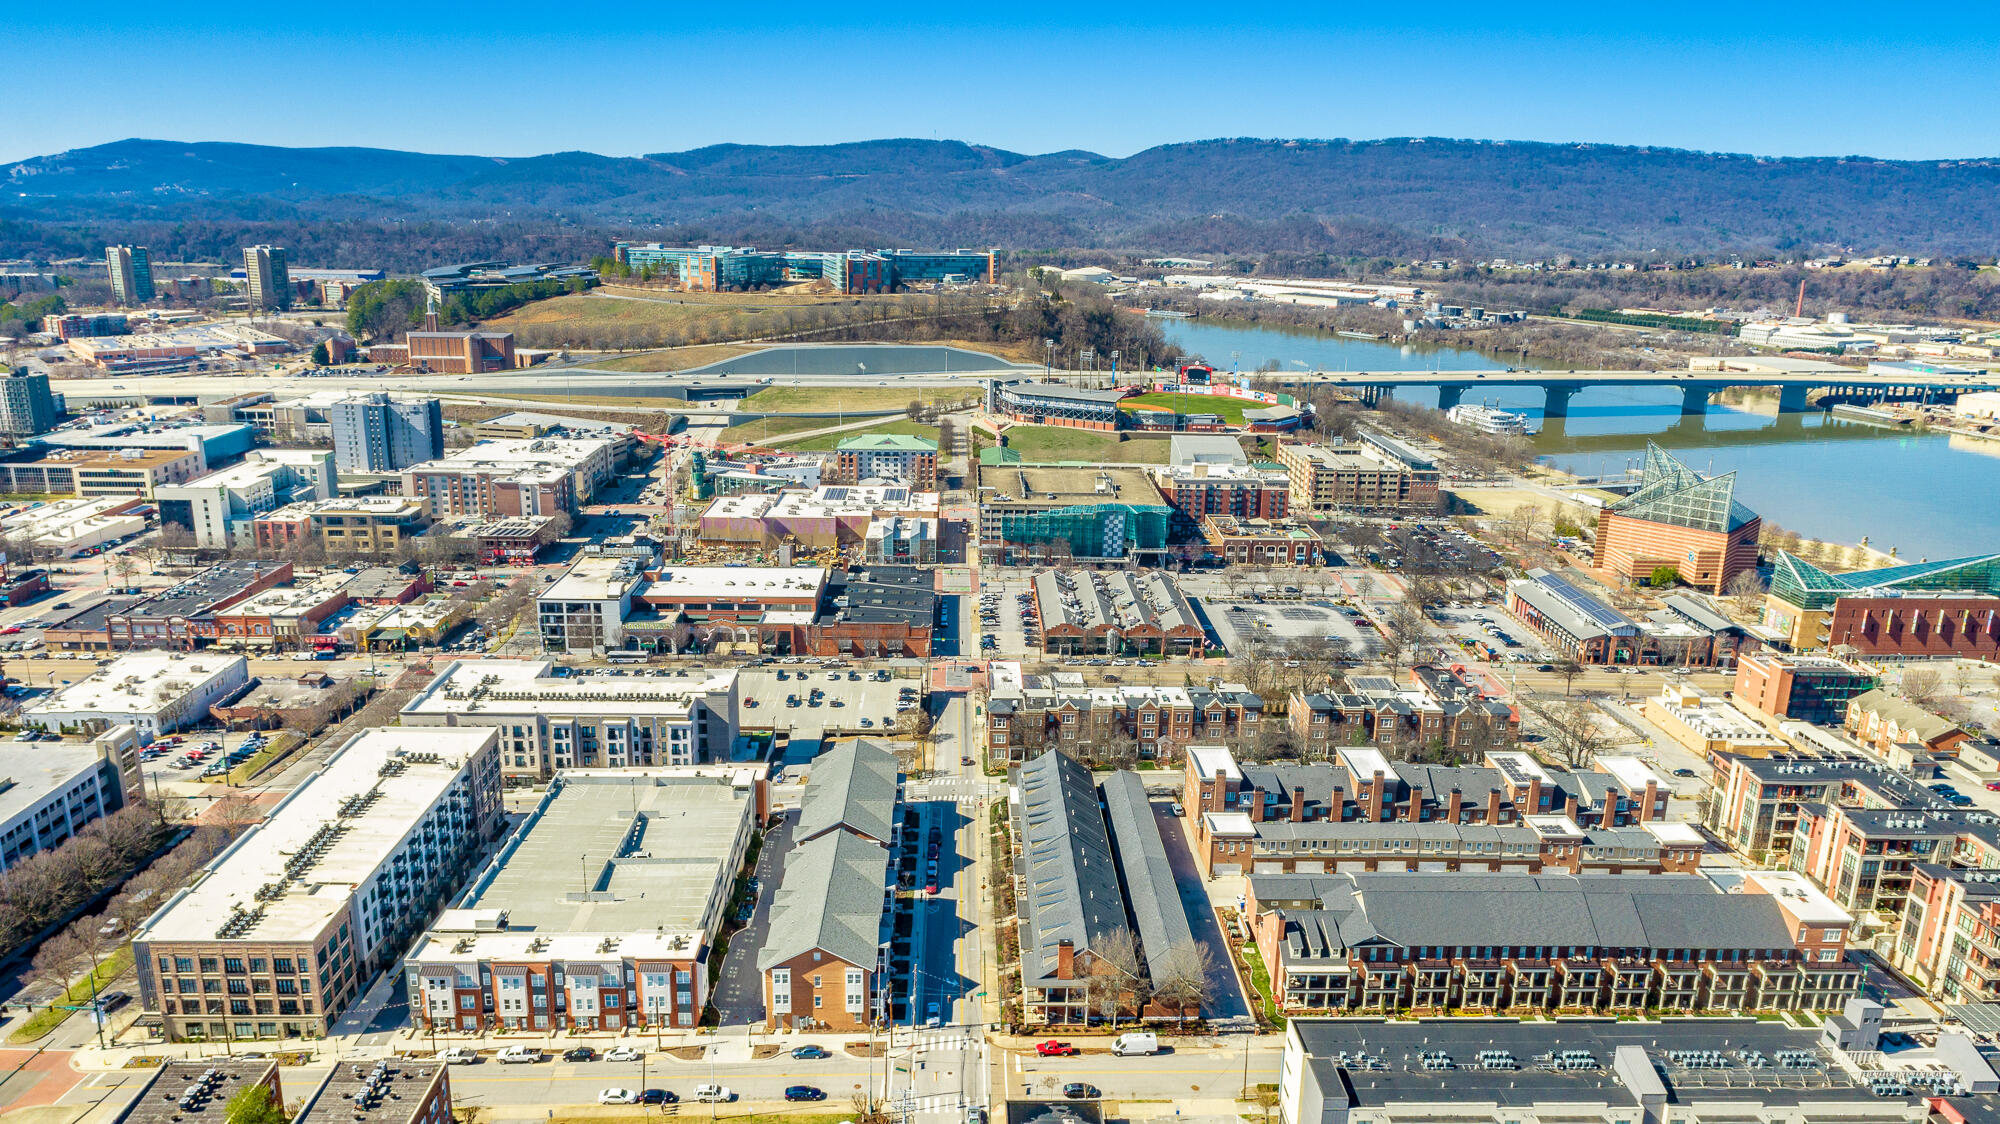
1769, 549, 2000, 610
1607, 444, 1758, 533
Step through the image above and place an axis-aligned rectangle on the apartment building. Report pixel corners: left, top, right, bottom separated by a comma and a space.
1843, 688, 1966, 756
760, 740, 900, 1030
0, 369, 59, 436
1184, 742, 1662, 839
830, 433, 938, 490
1277, 432, 1441, 513
132, 727, 504, 1041
1286, 666, 1520, 759
1032, 569, 1206, 658
985, 668, 1263, 763
1789, 800, 2000, 922
1894, 865, 2000, 1004
402, 436, 615, 518
253, 497, 430, 558
399, 660, 740, 779
1150, 462, 1291, 521
156, 451, 337, 549
244, 245, 291, 309
0, 733, 138, 871
406, 769, 757, 1034
1199, 516, 1323, 565
1699, 752, 1951, 864
331, 394, 444, 473
1252, 869, 1857, 1016
107, 246, 154, 304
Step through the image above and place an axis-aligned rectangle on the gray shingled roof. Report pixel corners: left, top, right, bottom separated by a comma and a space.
1015, 750, 1129, 988
758, 832, 889, 971
795, 739, 901, 844
1100, 771, 1198, 986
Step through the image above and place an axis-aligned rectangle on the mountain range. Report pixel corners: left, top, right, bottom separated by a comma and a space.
8, 136, 2000, 260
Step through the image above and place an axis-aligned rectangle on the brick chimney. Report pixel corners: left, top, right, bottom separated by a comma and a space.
1446, 788, 1464, 824
1527, 777, 1544, 815
1291, 786, 1305, 823
1249, 790, 1265, 822
1486, 788, 1504, 823
1404, 782, 1424, 823
1367, 774, 1386, 821
1330, 785, 1347, 822
1056, 939, 1075, 980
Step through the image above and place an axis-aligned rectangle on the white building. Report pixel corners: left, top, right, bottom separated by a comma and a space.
0, 496, 147, 557
0, 730, 141, 871
536, 555, 646, 653
155, 450, 337, 548
130, 726, 504, 1041
26, 652, 249, 740
400, 659, 740, 779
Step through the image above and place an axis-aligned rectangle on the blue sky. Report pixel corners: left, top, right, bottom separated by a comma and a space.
9, 1, 1998, 164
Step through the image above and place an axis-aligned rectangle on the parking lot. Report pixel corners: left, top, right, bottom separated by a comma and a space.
734, 664, 920, 735
1429, 603, 1555, 662
976, 574, 1037, 658
1203, 597, 1380, 656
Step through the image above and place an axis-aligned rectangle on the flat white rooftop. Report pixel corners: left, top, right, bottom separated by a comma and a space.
643, 566, 827, 601
543, 555, 646, 602
28, 653, 243, 717
402, 659, 736, 719
0, 743, 113, 825
135, 727, 496, 944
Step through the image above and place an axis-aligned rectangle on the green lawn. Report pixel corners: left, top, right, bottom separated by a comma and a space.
737, 385, 979, 413
1119, 391, 1253, 424
9, 945, 133, 1043
1238, 942, 1284, 1027
775, 419, 941, 452
719, 416, 848, 445
1000, 425, 1170, 464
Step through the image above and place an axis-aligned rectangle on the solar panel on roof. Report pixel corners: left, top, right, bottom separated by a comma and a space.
1537, 572, 1632, 629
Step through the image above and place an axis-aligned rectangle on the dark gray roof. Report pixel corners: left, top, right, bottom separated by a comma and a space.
796, 739, 901, 844
758, 831, 888, 970
1015, 750, 1129, 987
1100, 771, 1197, 985
1276, 873, 1793, 959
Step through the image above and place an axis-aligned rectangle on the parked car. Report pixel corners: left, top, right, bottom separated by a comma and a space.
784, 1086, 826, 1102
1063, 1084, 1099, 1100
438, 1047, 478, 1064
598, 1089, 638, 1105
496, 1046, 543, 1064
605, 1046, 643, 1062
791, 1045, 828, 1060
639, 1090, 676, 1105
563, 1047, 596, 1062
1035, 1040, 1078, 1057
691, 1085, 733, 1103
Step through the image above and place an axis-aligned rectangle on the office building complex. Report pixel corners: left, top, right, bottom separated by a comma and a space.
0, 447, 204, 499
1732, 651, 1878, 724
1762, 549, 2000, 650
106, 245, 154, 304
0, 369, 59, 436
132, 727, 504, 1041
1251, 869, 1857, 1016
252, 496, 430, 558
1593, 443, 1760, 593
1151, 462, 1292, 522
830, 433, 938, 490
537, 555, 646, 654
156, 450, 337, 549
243, 245, 291, 309
402, 436, 615, 517
26, 652, 249, 739
400, 660, 741, 779
331, 393, 444, 473
1278, 433, 1441, 513
612, 244, 993, 293
406, 768, 760, 1033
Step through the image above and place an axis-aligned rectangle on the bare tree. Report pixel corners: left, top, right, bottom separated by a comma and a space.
1087, 929, 1144, 1028
1153, 939, 1221, 1028
1724, 568, 1768, 614
1518, 695, 1612, 770
1377, 603, 1428, 666
1900, 669, 1945, 708
1549, 658, 1585, 697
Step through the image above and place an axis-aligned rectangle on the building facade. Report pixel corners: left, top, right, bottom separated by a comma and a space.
1732, 651, 1878, 724
831, 433, 938, 490
1277, 434, 1441, 513
244, 245, 291, 310
0, 369, 60, 436
107, 245, 154, 304
331, 394, 444, 473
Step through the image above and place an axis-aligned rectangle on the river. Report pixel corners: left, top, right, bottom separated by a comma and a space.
1159, 316, 2000, 558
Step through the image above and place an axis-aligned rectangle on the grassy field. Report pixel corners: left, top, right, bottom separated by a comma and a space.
718, 416, 851, 445
738, 385, 980, 412
1119, 391, 1252, 424
587, 344, 756, 372
1000, 425, 1171, 464
775, 419, 940, 452
9, 945, 133, 1043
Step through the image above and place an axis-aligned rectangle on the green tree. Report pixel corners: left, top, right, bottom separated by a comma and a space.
225, 1084, 286, 1124
1648, 565, 1680, 588
309, 341, 330, 366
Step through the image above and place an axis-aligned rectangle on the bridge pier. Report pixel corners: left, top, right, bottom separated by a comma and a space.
1542, 384, 1576, 419
1778, 384, 1810, 413
1436, 384, 1467, 412
1680, 384, 1710, 417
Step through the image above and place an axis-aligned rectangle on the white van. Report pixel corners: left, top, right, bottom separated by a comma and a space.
496, 1046, 543, 1064
1111, 1032, 1159, 1056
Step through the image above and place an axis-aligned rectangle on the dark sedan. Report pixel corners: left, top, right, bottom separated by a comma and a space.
1063, 1084, 1099, 1100
640, 1090, 677, 1105
785, 1086, 827, 1102
791, 1045, 829, 1060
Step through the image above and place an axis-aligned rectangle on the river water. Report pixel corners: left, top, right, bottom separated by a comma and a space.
1159, 316, 2000, 558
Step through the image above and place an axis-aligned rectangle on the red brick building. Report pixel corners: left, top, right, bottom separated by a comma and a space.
1826, 592, 2000, 658
1151, 463, 1291, 521
405, 330, 515, 374
1593, 444, 1760, 593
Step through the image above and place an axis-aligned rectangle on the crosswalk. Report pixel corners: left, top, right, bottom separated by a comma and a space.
895, 1092, 971, 1112
889, 1030, 977, 1051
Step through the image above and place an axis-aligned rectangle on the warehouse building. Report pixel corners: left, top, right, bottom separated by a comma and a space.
26, 652, 249, 739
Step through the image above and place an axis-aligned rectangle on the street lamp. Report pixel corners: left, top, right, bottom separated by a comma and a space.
1042, 339, 1054, 378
